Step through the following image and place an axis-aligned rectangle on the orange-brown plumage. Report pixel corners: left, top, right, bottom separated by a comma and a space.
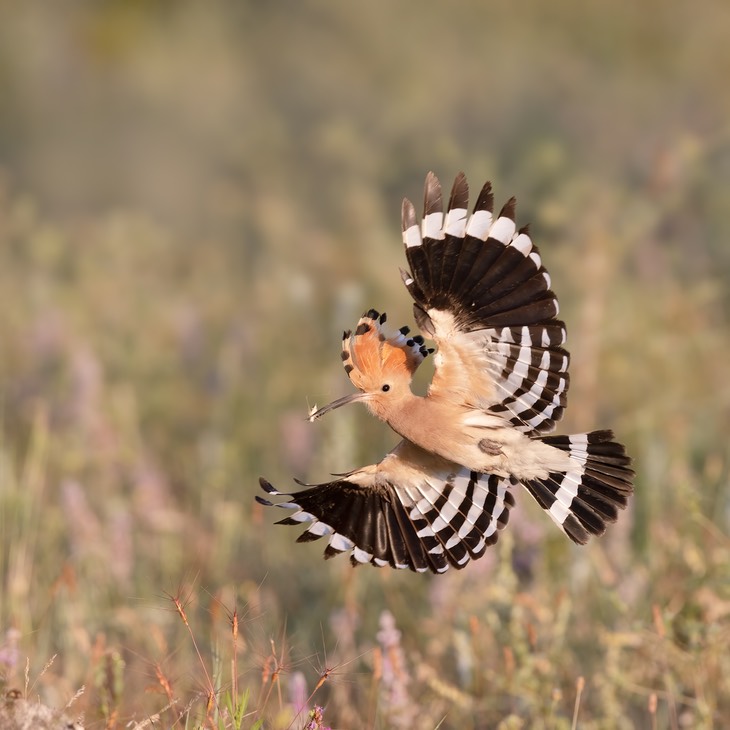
259, 173, 634, 573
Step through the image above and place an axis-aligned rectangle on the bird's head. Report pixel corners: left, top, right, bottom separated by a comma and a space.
308, 309, 432, 423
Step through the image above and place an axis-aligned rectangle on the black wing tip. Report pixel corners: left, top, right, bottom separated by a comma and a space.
498, 196, 517, 220
448, 172, 469, 211
324, 544, 343, 560
474, 180, 494, 212
255, 495, 274, 507
563, 514, 592, 545
259, 477, 276, 493
296, 531, 323, 544
587, 429, 615, 443
423, 171, 443, 214
275, 516, 303, 526
401, 197, 417, 231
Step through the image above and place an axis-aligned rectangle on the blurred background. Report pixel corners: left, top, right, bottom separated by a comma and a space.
0, 1, 728, 728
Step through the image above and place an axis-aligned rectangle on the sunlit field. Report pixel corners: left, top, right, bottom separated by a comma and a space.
1, 2, 729, 728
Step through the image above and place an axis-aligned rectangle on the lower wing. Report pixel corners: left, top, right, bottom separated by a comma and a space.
257, 439, 516, 574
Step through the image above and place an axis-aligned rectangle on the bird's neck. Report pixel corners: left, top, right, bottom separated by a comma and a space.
382, 393, 434, 444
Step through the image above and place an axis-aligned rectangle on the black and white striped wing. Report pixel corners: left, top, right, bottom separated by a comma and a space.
401, 172, 570, 436
257, 440, 515, 574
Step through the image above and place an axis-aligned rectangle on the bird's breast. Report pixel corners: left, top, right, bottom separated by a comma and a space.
385, 399, 504, 474
386, 399, 571, 479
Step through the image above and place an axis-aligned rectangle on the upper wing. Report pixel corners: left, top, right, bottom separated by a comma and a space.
257, 439, 515, 574
400, 172, 570, 436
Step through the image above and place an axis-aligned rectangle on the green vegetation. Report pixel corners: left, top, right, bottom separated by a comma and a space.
0, 1, 729, 727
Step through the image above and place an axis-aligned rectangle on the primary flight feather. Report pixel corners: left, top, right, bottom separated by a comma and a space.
257, 172, 634, 573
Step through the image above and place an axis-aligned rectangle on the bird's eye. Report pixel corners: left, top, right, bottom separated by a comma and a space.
381, 384, 390, 392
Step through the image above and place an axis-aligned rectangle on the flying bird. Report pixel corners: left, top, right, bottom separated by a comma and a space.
257, 172, 634, 573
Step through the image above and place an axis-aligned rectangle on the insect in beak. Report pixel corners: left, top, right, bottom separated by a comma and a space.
308, 392, 369, 422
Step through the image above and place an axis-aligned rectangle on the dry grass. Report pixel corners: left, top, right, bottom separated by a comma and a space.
1, 1, 729, 728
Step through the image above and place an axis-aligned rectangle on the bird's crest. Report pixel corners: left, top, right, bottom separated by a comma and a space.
342, 309, 432, 390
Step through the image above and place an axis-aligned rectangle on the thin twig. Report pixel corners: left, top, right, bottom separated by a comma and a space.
571, 676, 585, 730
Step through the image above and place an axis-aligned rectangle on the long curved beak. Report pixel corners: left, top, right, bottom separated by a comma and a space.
308, 392, 369, 422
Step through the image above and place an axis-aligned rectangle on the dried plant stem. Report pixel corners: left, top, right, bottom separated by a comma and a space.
231, 607, 239, 709
257, 634, 288, 720
571, 676, 585, 730
168, 590, 221, 720
649, 692, 658, 730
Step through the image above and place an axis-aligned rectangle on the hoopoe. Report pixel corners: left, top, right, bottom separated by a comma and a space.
258, 172, 634, 573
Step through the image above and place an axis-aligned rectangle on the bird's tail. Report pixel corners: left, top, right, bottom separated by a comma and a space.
521, 430, 634, 544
